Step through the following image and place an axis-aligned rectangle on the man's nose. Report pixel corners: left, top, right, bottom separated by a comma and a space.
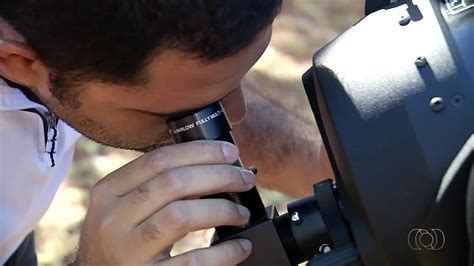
222, 83, 247, 125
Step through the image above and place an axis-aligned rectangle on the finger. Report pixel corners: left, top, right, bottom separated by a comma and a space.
114, 165, 256, 227
130, 199, 250, 256
158, 239, 252, 266
92, 140, 239, 199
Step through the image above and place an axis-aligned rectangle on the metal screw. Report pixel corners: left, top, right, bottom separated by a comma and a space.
430, 97, 445, 112
247, 166, 258, 175
451, 94, 463, 107
291, 212, 300, 223
399, 15, 411, 26
415, 56, 427, 68
318, 244, 332, 254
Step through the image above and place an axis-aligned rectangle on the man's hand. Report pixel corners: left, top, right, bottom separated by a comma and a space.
78, 140, 255, 265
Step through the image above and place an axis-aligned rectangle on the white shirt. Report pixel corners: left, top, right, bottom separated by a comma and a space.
0, 79, 80, 264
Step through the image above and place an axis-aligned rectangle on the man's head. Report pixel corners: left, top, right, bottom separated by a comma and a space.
0, 0, 281, 151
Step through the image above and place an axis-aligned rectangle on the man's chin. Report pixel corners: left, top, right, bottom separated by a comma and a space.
48, 108, 175, 153
125, 137, 175, 153
83, 135, 174, 154
132, 142, 168, 153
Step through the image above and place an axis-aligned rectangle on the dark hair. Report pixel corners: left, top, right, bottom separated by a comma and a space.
0, 0, 281, 85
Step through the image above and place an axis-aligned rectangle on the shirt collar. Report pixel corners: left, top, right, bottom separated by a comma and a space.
0, 78, 46, 111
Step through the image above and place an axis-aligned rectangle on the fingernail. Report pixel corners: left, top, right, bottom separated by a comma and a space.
222, 143, 238, 162
240, 170, 256, 185
236, 204, 250, 219
239, 239, 252, 253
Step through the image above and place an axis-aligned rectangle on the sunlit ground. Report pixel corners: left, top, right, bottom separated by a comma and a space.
36, 1, 364, 265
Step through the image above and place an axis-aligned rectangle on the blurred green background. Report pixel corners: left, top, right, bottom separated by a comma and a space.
35, 1, 364, 265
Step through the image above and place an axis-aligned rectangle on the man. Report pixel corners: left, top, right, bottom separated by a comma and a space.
0, 1, 332, 265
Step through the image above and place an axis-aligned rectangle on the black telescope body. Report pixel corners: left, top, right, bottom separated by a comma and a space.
167, 0, 474, 265
304, 0, 474, 264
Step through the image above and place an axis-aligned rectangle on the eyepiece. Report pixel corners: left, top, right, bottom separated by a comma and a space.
166, 102, 268, 239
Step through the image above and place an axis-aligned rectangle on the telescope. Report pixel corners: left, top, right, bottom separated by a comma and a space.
167, 0, 474, 265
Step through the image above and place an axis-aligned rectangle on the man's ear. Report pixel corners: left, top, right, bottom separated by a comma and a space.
0, 39, 48, 88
